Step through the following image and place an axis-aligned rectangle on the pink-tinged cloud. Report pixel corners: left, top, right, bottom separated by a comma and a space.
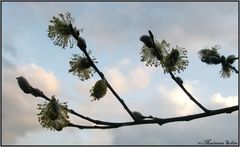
2, 63, 60, 144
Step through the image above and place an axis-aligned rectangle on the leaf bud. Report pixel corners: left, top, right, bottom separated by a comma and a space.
132, 111, 144, 120
140, 35, 154, 48
16, 76, 33, 94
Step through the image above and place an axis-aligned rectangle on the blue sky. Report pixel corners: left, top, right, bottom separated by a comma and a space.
2, 2, 238, 145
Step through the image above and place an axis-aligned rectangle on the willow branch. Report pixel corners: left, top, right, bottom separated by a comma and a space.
148, 30, 209, 113
82, 49, 137, 121
169, 71, 209, 112
23, 81, 238, 130
66, 105, 239, 130
68, 24, 137, 121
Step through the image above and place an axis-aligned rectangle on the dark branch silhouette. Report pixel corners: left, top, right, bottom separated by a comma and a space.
66, 105, 238, 129
148, 30, 209, 113
20, 82, 238, 130
16, 12, 238, 132
69, 23, 137, 121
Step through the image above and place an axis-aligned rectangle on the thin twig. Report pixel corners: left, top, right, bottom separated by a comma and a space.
82, 49, 137, 121
169, 71, 209, 112
148, 30, 209, 113
69, 23, 137, 121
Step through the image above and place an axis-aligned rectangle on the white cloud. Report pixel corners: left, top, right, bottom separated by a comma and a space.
129, 66, 151, 90
16, 129, 114, 145
116, 58, 131, 68
211, 93, 238, 107
104, 59, 154, 94
17, 63, 59, 95
74, 79, 96, 99
105, 68, 128, 94
2, 63, 60, 144
157, 80, 201, 115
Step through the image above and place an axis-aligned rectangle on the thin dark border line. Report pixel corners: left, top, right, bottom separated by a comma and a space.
1, 0, 239, 3
1, 1, 239, 146
0, 1, 3, 146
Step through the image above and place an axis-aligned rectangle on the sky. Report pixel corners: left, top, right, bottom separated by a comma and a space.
2, 2, 238, 145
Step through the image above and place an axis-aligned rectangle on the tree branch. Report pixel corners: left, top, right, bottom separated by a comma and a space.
69, 23, 137, 121
148, 30, 209, 113
19, 77, 238, 130
82, 49, 137, 121
169, 71, 209, 113
66, 105, 239, 130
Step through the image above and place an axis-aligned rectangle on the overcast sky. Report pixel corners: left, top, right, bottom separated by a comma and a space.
2, 2, 238, 145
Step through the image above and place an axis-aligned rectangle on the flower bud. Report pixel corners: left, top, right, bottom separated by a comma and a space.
171, 49, 180, 61
175, 77, 183, 85
132, 111, 144, 120
77, 36, 87, 50
90, 80, 107, 101
220, 55, 226, 63
209, 56, 221, 64
16, 76, 33, 94
31, 88, 45, 97
227, 55, 236, 64
80, 58, 91, 68
37, 97, 69, 131
140, 35, 154, 48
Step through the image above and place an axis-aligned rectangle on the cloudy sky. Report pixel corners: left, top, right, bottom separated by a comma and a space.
2, 2, 238, 145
